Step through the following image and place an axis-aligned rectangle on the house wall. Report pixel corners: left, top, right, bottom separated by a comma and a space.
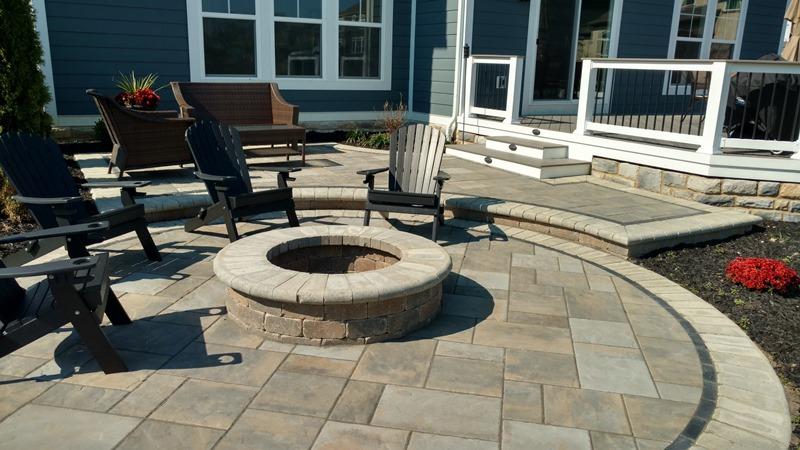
412, 0, 459, 117
44, 0, 411, 118
471, 0, 529, 56
740, 0, 787, 59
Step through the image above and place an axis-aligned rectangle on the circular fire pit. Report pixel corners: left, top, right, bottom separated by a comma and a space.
213, 225, 452, 345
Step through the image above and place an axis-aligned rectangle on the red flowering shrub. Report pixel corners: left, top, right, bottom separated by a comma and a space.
115, 88, 159, 110
725, 257, 800, 294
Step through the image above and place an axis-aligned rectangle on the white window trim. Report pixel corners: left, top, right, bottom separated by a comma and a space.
665, 0, 749, 94
187, 0, 393, 90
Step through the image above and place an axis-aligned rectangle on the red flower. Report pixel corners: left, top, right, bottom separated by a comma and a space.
725, 257, 799, 294
115, 88, 160, 110
115, 92, 132, 107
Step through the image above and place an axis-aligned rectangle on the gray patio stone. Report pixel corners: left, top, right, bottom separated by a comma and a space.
352, 340, 435, 386
216, 409, 324, 450
505, 348, 579, 387
113, 273, 178, 295
115, 294, 174, 321
442, 293, 505, 320
655, 382, 702, 403
569, 318, 637, 348
59, 350, 170, 391
161, 342, 285, 386
251, 371, 346, 418
409, 314, 475, 343
330, 380, 384, 423
534, 270, 589, 289
279, 354, 356, 378
0, 404, 140, 450
150, 379, 257, 429
372, 385, 501, 441
574, 343, 658, 397
627, 309, 693, 342
116, 420, 223, 450
407, 433, 498, 450
458, 269, 510, 290
508, 288, 566, 316
565, 289, 627, 322
32, 383, 127, 413
259, 340, 296, 353
507, 311, 569, 328
638, 337, 703, 387
0, 355, 47, 377
199, 316, 265, 349
473, 321, 573, 354
311, 421, 409, 450
543, 385, 630, 434
292, 344, 365, 361
623, 395, 696, 441
586, 275, 617, 292
502, 421, 591, 450
511, 253, 559, 271
503, 381, 543, 423
435, 341, 505, 362
426, 356, 504, 397
110, 374, 185, 417
169, 277, 228, 312
107, 319, 202, 356
590, 431, 637, 450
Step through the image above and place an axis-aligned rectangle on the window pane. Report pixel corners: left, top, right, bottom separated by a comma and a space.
713, 0, 741, 41
339, 26, 380, 78
230, 0, 255, 15
203, 18, 256, 76
678, 0, 706, 38
710, 42, 734, 59
339, 0, 382, 23
202, 0, 227, 13
275, 0, 322, 18
275, 22, 322, 77
671, 40, 702, 84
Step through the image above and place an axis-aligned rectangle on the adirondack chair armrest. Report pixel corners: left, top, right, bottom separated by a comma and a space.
179, 105, 195, 119
357, 167, 389, 190
261, 167, 301, 187
0, 255, 101, 279
0, 222, 110, 245
194, 171, 237, 185
83, 180, 151, 206
13, 195, 84, 206
433, 171, 451, 182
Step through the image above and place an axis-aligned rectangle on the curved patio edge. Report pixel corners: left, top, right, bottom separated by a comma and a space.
444, 219, 792, 450
98, 185, 762, 258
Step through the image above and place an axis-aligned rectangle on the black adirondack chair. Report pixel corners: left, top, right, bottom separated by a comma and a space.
0, 133, 160, 261
184, 121, 301, 242
358, 124, 450, 241
0, 222, 131, 374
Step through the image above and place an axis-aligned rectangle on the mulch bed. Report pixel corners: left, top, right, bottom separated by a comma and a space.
635, 221, 800, 447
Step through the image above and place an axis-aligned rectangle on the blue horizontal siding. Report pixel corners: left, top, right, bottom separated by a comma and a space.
413, 0, 458, 116
46, 0, 190, 115
616, 0, 674, 59
48, 0, 411, 116
740, 0, 785, 59
471, 0, 529, 56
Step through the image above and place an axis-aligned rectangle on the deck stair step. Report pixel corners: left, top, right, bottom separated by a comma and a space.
447, 143, 590, 180
485, 136, 568, 160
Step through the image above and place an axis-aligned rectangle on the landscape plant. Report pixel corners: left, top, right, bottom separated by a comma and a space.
725, 257, 800, 294
114, 71, 164, 110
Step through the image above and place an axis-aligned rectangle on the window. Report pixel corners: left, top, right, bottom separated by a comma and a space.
339, 0, 382, 78
274, 0, 322, 77
188, 1, 394, 90
201, 0, 257, 77
669, 0, 747, 62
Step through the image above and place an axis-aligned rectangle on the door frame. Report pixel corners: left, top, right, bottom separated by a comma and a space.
521, 0, 624, 116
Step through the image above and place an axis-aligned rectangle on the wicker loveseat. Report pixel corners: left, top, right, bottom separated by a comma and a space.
170, 82, 306, 164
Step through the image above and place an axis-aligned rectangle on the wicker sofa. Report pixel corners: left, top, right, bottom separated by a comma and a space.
88, 90, 195, 178
170, 82, 306, 164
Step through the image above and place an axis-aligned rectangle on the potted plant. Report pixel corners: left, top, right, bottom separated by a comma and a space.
114, 71, 164, 111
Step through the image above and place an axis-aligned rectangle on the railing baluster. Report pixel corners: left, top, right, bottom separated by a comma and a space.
791, 86, 800, 141
767, 73, 780, 140
778, 77, 792, 141
740, 70, 753, 139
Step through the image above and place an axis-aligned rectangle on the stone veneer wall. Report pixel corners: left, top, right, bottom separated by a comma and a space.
592, 158, 800, 222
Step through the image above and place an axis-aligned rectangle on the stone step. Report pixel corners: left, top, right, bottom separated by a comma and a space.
447, 144, 591, 180
485, 136, 568, 160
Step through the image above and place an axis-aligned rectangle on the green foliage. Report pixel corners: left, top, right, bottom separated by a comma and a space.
0, 0, 53, 136
113, 71, 165, 94
0, 172, 27, 226
345, 128, 368, 145
366, 132, 390, 149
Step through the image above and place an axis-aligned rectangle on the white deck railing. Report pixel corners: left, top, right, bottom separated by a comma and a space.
575, 58, 800, 158
465, 55, 524, 124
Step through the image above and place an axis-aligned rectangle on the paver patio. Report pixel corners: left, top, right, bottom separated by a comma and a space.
0, 211, 790, 449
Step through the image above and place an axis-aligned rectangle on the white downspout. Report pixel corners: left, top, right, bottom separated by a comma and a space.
408, 0, 417, 113
31, 0, 58, 121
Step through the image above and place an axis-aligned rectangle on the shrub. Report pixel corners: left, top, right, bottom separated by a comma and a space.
381, 96, 407, 135
366, 132, 390, 149
345, 128, 368, 145
113, 71, 164, 110
0, 0, 53, 135
725, 257, 800, 294
94, 119, 112, 146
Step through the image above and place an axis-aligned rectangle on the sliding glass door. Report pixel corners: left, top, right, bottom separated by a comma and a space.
525, 0, 617, 111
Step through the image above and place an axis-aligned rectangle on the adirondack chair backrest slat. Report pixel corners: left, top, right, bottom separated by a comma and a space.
0, 133, 87, 228
185, 122, 250, 200
387, 124, 446, 195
